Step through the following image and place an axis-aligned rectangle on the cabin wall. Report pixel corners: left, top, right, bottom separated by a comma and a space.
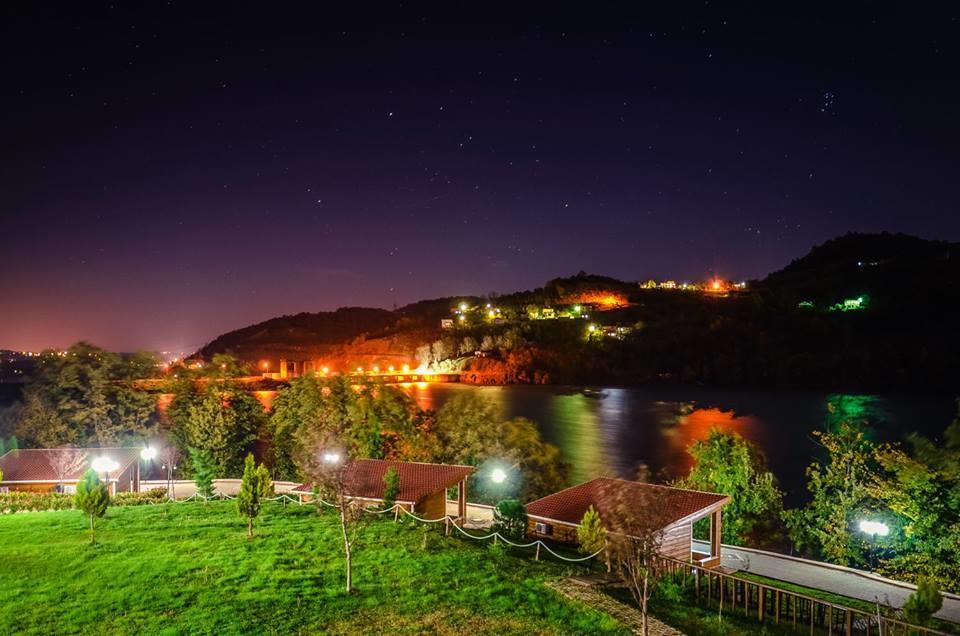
416, 490, 446, 520
527, 517, 579, 543
661, 521, 692, 561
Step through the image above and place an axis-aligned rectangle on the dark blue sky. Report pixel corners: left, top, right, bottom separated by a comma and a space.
2, 3, 958, 352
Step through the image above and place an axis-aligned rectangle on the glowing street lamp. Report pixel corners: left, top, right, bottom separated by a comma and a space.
322, 451, 342, 464
859, 519, 889, 570
91, 456, 118, 493
858, 520, 889, 537
490, 468, 508, 484
140, 447, 157, 461
91, 456, 118, 475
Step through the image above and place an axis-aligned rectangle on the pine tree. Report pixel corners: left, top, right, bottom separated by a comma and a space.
382, 467, 400, 511
577, 505, 606, 554
188, 447, 217, 502
74, 469, 110, 545
236, 454, 266, 537
903, 577, 943, 626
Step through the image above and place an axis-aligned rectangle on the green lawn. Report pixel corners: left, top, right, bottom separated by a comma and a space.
0, 502, 627, 635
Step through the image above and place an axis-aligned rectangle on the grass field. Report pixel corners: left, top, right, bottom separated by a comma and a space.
0, 501, 627, 635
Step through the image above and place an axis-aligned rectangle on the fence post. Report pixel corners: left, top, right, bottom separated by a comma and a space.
444, 516, 450, 537
759, 586, 764, 623
535, 543, 541, 561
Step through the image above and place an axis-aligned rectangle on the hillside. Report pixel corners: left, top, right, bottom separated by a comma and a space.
197, 234, 960, 392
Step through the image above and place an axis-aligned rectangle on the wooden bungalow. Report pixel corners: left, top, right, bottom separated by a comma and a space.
293, 459, 474, 520
0, 447, 143, 495
525, 477, 730, 568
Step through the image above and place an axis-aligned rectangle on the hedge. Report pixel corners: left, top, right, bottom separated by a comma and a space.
0, 488, 169, 514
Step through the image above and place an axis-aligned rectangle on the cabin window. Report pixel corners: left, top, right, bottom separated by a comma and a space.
534, 522, 553, 535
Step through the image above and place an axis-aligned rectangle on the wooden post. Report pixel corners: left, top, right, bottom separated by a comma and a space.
759, 586, 764, 623
844, 610, 852, 636
535, 543, 541, 561
710, 509, 722, 562
458, 478, 467, 521
775, 591, 781, 624
444, 516, 450, 536
828, 605, 833, 636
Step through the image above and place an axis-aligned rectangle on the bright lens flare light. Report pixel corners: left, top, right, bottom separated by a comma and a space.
91, 457, 119, 474
858, 520, 889, 537
322, 452, 341, 464
140, 447, 157, 461
490, 468, 507, 484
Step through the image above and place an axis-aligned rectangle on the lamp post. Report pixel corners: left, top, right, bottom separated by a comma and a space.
139, 446, 157, 493
90, 456, 119, 495
858, 519, 889, 570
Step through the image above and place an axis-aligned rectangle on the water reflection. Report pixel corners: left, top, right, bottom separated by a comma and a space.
396, 384, 954, 504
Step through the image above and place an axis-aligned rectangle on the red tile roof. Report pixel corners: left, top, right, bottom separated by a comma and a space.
0, 448, 141, 483
292, 459, 474, 504
526, 477, 729, 529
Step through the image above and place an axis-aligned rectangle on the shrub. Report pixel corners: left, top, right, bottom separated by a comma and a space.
0, 491, 74, 513
492, 499, 527, 541
382, 467, 400, 511
113, 489, 168, 506
903, 576, 943, 626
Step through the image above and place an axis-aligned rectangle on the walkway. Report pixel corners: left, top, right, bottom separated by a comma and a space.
546, 579, 685, 636
692, 540, 960, 623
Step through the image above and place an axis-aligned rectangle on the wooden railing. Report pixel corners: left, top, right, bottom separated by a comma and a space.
654, 555, 955, 636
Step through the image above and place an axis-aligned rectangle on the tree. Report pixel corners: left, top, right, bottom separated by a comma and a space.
577, 505, 606, 555
297, 431, 368, 593
869, 413, 960, 591
785, 422, 879, 566
433, 393, 569, 503
47, 447, 88, 491
903, 577, 943, 626
16, 343, 159, 447
170, 383, 262, 477
74, 469, 110, 545
678, 429, 784, 546
188, 447, 217, 501
382, 467, 400, 511
236, 454, 269, 537
492, 499, 527, 541
269, 375, 420, 480
602, 482, 675, 636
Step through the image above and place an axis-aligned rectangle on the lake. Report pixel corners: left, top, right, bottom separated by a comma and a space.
401, 383, 957, 505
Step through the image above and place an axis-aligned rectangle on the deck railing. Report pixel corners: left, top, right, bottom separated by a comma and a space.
654, 555, 954, 636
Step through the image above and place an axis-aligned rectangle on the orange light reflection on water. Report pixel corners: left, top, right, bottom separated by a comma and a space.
664, 407, 761, 475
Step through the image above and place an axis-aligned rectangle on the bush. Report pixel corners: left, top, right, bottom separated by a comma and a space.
903, 576, 943, 626
491, 499, 527, 541
0, 491, 74, 513
0, 488, 170, 513
113, 489, 168, 506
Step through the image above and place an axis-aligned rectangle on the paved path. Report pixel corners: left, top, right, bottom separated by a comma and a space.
693, 540, 960, 624
546, 579, 685, 635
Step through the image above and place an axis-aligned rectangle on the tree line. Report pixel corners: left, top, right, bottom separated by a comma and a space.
9, 344, 569, 506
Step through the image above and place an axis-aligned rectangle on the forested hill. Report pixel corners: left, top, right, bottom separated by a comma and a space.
197, 233, 960, 392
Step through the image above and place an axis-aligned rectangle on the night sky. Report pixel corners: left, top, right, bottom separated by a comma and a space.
3, 3, 959, 353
